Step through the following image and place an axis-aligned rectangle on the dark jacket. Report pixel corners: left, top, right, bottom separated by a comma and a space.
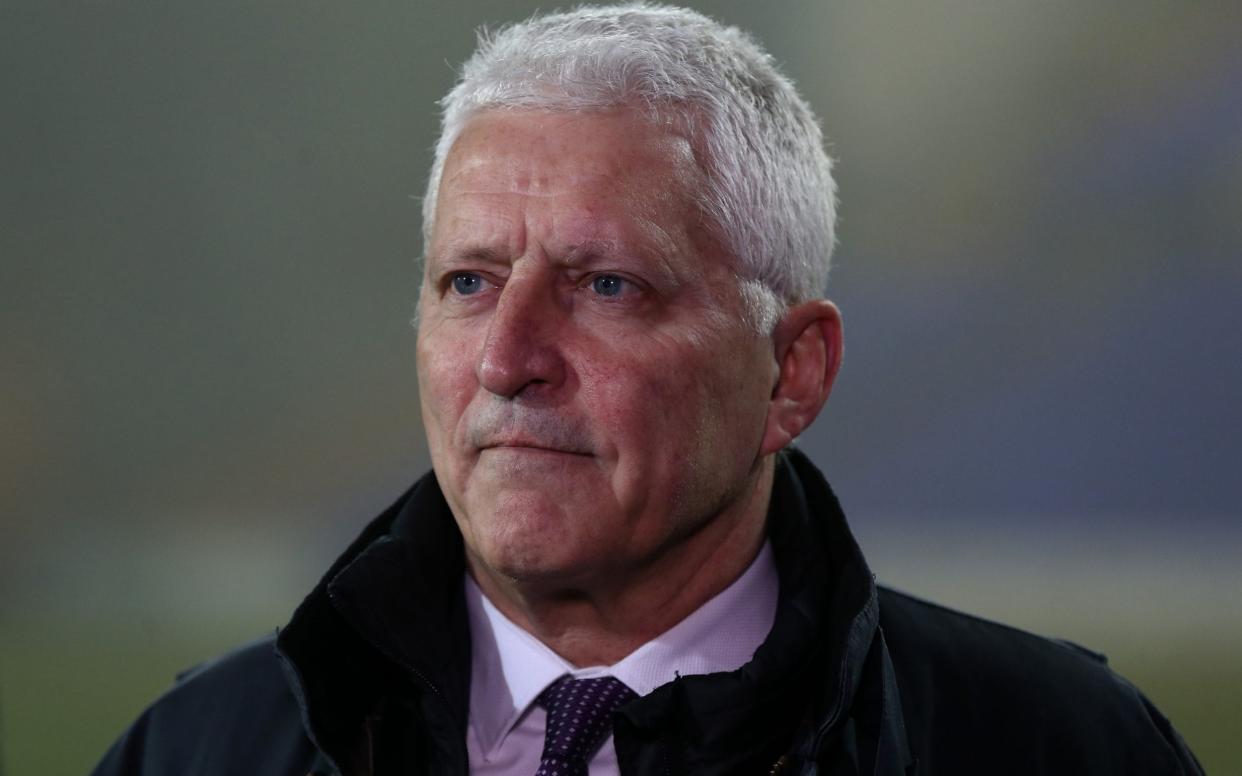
92, 450, 1204, 775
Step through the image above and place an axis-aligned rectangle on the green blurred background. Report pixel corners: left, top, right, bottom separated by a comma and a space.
3, 2, 1240, 773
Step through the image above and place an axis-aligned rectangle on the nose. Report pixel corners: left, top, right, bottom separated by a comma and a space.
476, 275, 567, 399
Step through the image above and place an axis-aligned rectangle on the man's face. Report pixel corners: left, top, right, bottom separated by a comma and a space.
417, 109, 778, 590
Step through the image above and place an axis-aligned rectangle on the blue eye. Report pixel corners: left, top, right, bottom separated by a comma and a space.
451, 273, 484, 295
591, 274, 625, 297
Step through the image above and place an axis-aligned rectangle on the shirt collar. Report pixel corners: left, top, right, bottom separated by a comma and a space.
465, 540, 779, 758
465, 574, 574, 759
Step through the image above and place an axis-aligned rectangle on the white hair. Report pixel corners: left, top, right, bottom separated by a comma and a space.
423, 3, 837, 330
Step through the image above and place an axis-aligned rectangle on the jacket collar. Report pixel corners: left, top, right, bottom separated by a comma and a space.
775, 449, 914, 775
276, 449, 913, 775
276, 472, 472, 774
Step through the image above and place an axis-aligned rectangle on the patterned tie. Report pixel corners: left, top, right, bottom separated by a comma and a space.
535, 675, 638, 776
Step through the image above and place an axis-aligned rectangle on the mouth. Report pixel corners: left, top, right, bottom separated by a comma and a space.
480, 440, 593, 457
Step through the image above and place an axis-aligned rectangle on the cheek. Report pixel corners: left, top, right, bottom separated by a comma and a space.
416, 328, 480, 441
582, 342, 743, 465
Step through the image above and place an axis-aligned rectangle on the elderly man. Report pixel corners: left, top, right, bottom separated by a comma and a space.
93, 5, 1202, 775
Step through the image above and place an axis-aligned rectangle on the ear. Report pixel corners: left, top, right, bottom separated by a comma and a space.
759, 300, 843, 456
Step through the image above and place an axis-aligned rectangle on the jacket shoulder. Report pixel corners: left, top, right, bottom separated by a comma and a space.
91, 634, 319, 776
876, 586, 1203, 775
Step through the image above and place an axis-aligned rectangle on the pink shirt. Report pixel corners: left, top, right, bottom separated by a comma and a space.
464, 541, 780, 775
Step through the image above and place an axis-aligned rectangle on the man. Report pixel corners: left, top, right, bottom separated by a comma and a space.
93, 5, 1202, 775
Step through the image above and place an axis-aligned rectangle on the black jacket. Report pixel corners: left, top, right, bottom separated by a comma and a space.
92, 450, 1204, 775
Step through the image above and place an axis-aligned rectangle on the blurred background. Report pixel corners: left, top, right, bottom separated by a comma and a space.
3, 1, 1240, 773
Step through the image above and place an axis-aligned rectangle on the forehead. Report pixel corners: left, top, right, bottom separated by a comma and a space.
442, 109, 701, 195
432, 110, 709, 249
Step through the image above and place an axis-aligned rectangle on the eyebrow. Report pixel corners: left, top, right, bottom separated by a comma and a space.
562, 239, 623, 266
435, 239, 627, 267
430, 243, 510, 268
431, 237, 677, 284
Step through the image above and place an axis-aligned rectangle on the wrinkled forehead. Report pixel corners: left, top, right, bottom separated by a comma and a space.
428, 110, 723, 264
440, 109, 704, 199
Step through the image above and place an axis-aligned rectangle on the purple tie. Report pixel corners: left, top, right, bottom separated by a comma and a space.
535, 675, 637, 776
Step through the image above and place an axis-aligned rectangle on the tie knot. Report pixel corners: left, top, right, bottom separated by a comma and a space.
535, 676, 637, 773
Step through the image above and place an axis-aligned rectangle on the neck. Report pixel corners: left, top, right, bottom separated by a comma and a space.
467, 458, 774, 667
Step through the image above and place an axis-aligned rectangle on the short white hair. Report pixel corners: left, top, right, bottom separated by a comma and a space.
423, 3, 837, 329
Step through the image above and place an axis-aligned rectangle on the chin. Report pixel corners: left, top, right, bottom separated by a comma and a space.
475, 538, 602, 590
465, 500, 586, 574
